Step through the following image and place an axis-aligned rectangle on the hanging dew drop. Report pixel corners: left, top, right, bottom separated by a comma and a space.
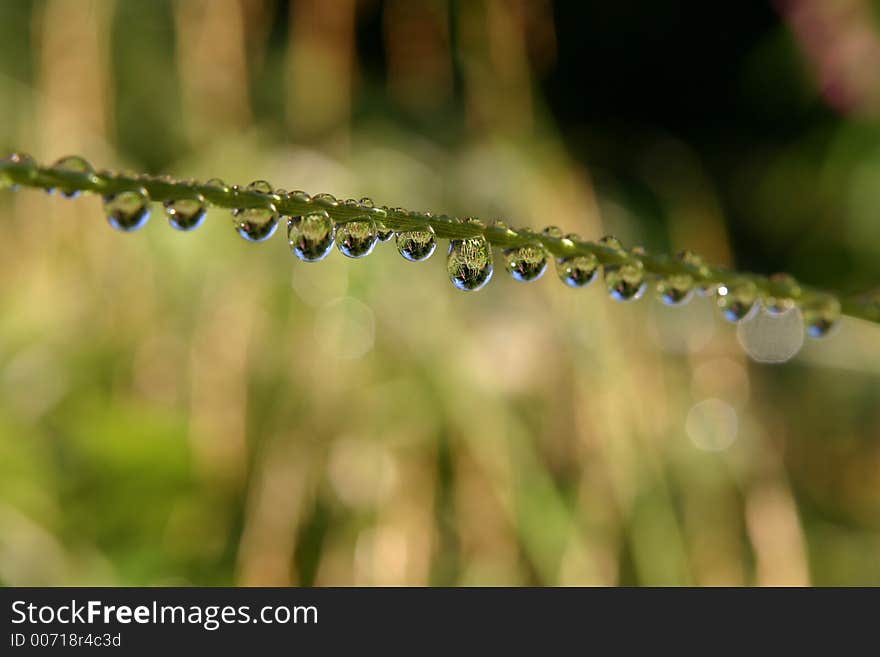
503, 242, 547, 282
164, 196, 207, 232
448, 236, 493, 291
800, 294, 841, 338
396, 226, 436, 262
376, 223, 394, 243
657, 273, 694, 306
232, 181, 278, 242
605, 260, 647, 301
104, 188, 151, 232
764, 273, 801, 316
556, 253, 599, 288
337, 217, 378, 258
51, 155, 94, 198
717, 281, 759, 322
550, 231, 599, 288
288, 210, 335, 262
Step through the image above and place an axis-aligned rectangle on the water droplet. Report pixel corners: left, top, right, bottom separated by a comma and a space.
448, 236, 493, 291
657, 273, 694, 306
556, 253, 599, 288
204, 177, 229, 193
51, 155, 94, 198
5, 152, 35, 165
290, 190, 311, 203
246, 180, 273, 195
503, 242, 547, 282
598, 235, 625, 253
800, 294, 841, 338
337, 217, 378, 258
104, 188, 151, 232
288, 210, 335, 262
764, 273, 801, 316
553, 232, 598, 288
164, 196, 207, 232
717, 281, 759, 322
3, 153, 36, 190
376, 222, 394, 243
675, 251, 714, 295
396, 226, 436, 262
605, 260, 647, 301
231, 181, 279, 242
232, 207, 277, 242
313, 193, 338, 208
359, 197, 375, 208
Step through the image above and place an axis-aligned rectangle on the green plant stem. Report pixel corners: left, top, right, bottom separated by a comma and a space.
2, 157, 879, 325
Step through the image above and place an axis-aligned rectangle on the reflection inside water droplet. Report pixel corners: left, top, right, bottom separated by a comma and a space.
605, 260, 647, 301
104, 189, 151, 232
396, 227, 436, 262
337, 217, 378, 258
164, 196, 207, 232
288, 210, 336, 262
447, 236, 493, 291
503, 243, 547, 282
52, 155, 94, 198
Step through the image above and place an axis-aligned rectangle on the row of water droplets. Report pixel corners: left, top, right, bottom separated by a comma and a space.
2, 153, 842, 338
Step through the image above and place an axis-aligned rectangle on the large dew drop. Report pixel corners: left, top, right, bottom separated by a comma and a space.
337, 217, 378, 258
232, 180, 278, 242
503, 242, 547, 282
288, 210, 336, 262
164, 196, 207, 232
448, 236, 493, 291
104, 188, 151, 232
396, 226, 436, 262
52, 155, 94, 198
605, 260, 647, 301
717, 281, 759, 323
800, 294, 841, 338
657, 273, 694, 306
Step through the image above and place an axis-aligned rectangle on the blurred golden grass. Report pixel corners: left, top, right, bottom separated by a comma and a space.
0, 0, 878, 587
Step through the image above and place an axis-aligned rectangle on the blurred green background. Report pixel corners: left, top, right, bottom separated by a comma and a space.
1, 0, 879, 586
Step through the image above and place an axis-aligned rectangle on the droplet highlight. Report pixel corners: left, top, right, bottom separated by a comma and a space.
288, 210, 336, 262
447, 236, 493, 291
104, 188, 151, 232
